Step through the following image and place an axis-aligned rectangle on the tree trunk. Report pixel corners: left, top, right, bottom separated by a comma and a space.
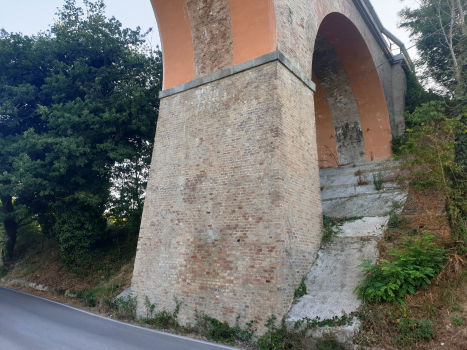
456, 0, 466, 34
1, 195, 18, 265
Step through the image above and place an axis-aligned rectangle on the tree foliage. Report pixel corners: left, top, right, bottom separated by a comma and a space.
0, 0, 162, 265
399, 0, 467, 94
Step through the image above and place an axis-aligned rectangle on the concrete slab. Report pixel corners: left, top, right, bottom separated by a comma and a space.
320, 171, 398, 187
337, 217, 389, 238
322, 192, 407, 218
288, 237, 379, 323
319, 159, 399, 177
114, 287, 133, 301
320, 183, 402, 201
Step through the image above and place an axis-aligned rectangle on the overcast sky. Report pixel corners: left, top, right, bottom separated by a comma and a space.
0, 0, 418, 59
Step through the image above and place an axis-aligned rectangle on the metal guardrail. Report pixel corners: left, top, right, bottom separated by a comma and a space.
353, 0, 414, 71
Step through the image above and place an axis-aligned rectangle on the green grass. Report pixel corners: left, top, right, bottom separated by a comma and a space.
391, 318, 435, 348
452, 316, 465, 326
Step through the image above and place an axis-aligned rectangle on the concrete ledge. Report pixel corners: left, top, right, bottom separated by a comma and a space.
159, 50, 316, 98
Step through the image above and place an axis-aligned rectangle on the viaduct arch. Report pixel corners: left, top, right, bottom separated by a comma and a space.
132, 0, 410, 327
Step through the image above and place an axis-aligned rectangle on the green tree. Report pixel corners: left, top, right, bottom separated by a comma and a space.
399, 0, 467, 94
0, 30, 52, 264
0, 0, 162, 265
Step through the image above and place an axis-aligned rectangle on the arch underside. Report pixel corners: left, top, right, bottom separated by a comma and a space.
313, 13, 393, 168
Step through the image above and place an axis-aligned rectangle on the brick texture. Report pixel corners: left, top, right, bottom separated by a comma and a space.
133, 0, 407, 331
186, 0, 234, 78
132, 62, 322, 328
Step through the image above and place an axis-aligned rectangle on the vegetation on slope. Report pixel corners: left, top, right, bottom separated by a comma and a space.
0, 0, 162, 267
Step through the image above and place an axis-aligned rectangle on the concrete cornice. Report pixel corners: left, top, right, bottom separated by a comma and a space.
159, 50, 316, 99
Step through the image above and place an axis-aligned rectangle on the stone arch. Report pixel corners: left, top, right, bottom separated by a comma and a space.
312, 12, 393, 167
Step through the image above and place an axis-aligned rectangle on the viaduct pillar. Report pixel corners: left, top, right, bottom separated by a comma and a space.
132, 0, 409, 327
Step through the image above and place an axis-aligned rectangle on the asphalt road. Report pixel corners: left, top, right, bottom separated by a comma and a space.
0, 286, 240, 350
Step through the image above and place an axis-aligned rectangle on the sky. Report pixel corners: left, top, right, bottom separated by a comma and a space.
0, 0, 161, 48
0, 0, 418, 59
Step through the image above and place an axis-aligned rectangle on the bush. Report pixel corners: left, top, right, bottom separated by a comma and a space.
141, 298, 182, 328
0, 265, 7, 278
195, 313, 257, 343
400, 101, 463, 191
356, 234, 447, 304
113, 295, 137, 319
392, 135, 409, 157
316, 333, 345, 350
257, 315, 301, 350
52, 199, 107, 272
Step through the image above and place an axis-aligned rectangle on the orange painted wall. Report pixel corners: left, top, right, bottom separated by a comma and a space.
318, 13, 393, 161
151, 0, 194, 90
151, 0, 276, 90
313, 73, 338, 168
229, 0, 276, 65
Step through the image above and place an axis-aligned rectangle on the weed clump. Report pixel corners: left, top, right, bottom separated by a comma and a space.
391, 318, 435, 347
294, 276, 307, 299
257, 314, 353, 350
113, 295, 137, 319
357, 234, 447, 304
387, 213, 407, 229
452, 316, 465, 325
257, 315, 301, 350
373, 172, 384, 191
195, 313, 257, 343
322, 216, 341, 242
140, 297, 182, 328
322, 216, 363, 242
316, 332, 345, 350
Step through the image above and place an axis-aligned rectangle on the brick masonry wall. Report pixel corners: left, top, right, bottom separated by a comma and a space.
132, 61, 322, 328
392, 63, 407, 137
186, 0, 234, 79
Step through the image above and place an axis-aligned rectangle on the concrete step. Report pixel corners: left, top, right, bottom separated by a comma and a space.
286, 160, 407, 342
320, 182, 403, 201
320, 169, 397, 187
287, 217, 389, 342
318, 158, 407, 218
322, 191, 407, 218
319, 158, 399, 177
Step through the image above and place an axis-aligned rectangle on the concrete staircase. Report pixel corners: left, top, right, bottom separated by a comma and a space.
320, 158, 407, 218
287, 159, 408, 342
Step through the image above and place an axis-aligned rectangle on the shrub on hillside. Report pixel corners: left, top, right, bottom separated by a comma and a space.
356, 234, 447, 304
